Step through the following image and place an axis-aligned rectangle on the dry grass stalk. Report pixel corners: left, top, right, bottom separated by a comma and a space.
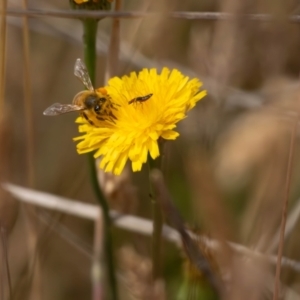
92, 212, 104, 300
21, 0, 43, 296
6, 9, 300, 22
150, 169, 222, 295
22, 0, 34, 188
105, 0, 121, 80
273, 119, 298, 300
4, 182, 300, 274
0, 4, 18, 298
0, 0, 7, 112
0, 117, 15, 300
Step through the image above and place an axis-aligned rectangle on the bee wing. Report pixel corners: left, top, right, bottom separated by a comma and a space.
43, 103, 84, 116
74, 58, 94, 92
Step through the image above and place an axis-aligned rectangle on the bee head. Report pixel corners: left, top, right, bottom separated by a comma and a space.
84, 94, 98, 109
84, 94, 108, 113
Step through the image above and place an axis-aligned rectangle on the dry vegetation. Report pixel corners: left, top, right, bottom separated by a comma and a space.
2, 0, 300, 299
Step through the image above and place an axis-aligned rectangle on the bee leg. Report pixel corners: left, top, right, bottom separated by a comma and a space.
96, 116, 105, 121
82, 112, 89, 120
105, 116, 116, 124
82, 112, 95, 126
109, 111, 117, 120
128, 98, 136, 105
110, 102, 120, 110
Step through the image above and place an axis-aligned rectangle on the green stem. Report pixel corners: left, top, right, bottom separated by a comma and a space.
83, 19, 97, 83
83, 18, 118, 300
152, 191, 163, 279
148, 153, 163, 280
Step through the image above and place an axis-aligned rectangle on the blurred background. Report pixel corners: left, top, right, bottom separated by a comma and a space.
2, 0, 300, 299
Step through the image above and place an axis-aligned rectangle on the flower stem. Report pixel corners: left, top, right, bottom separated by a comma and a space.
152, 189, 163, 279
83, 19, 97, 83
148, 154, 164, 280
82, 18, 118, 300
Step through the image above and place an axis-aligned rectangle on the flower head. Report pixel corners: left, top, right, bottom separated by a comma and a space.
74, 68, 206, 175
70, 0, 112, 10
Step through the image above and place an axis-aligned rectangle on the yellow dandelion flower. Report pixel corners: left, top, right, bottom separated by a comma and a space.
73, 0, 88, 3
74, 68, 206, 175
74, 0, 112, 3
70, 0, 112, 9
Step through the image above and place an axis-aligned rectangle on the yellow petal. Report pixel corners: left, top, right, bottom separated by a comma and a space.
161, 130, 179, 140
147, 139, 160, 159
132, 160, 142, 172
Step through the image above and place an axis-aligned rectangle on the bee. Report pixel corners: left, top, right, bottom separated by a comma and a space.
128, 93, 153, 105
43, 58, 117, 126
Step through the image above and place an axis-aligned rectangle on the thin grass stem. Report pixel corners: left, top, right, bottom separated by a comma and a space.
105, 0, 121, 80
148, 153, 163, 280
21, 1, 43, 299
82, 17, 118, 300
1, 225, 12, 299
273, 120, 298, 300
22, 0, 35, 187
6, 9, 300, 23
152, 189, 163, 279
92, 212, 104, 300
0, 0, 7, 112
